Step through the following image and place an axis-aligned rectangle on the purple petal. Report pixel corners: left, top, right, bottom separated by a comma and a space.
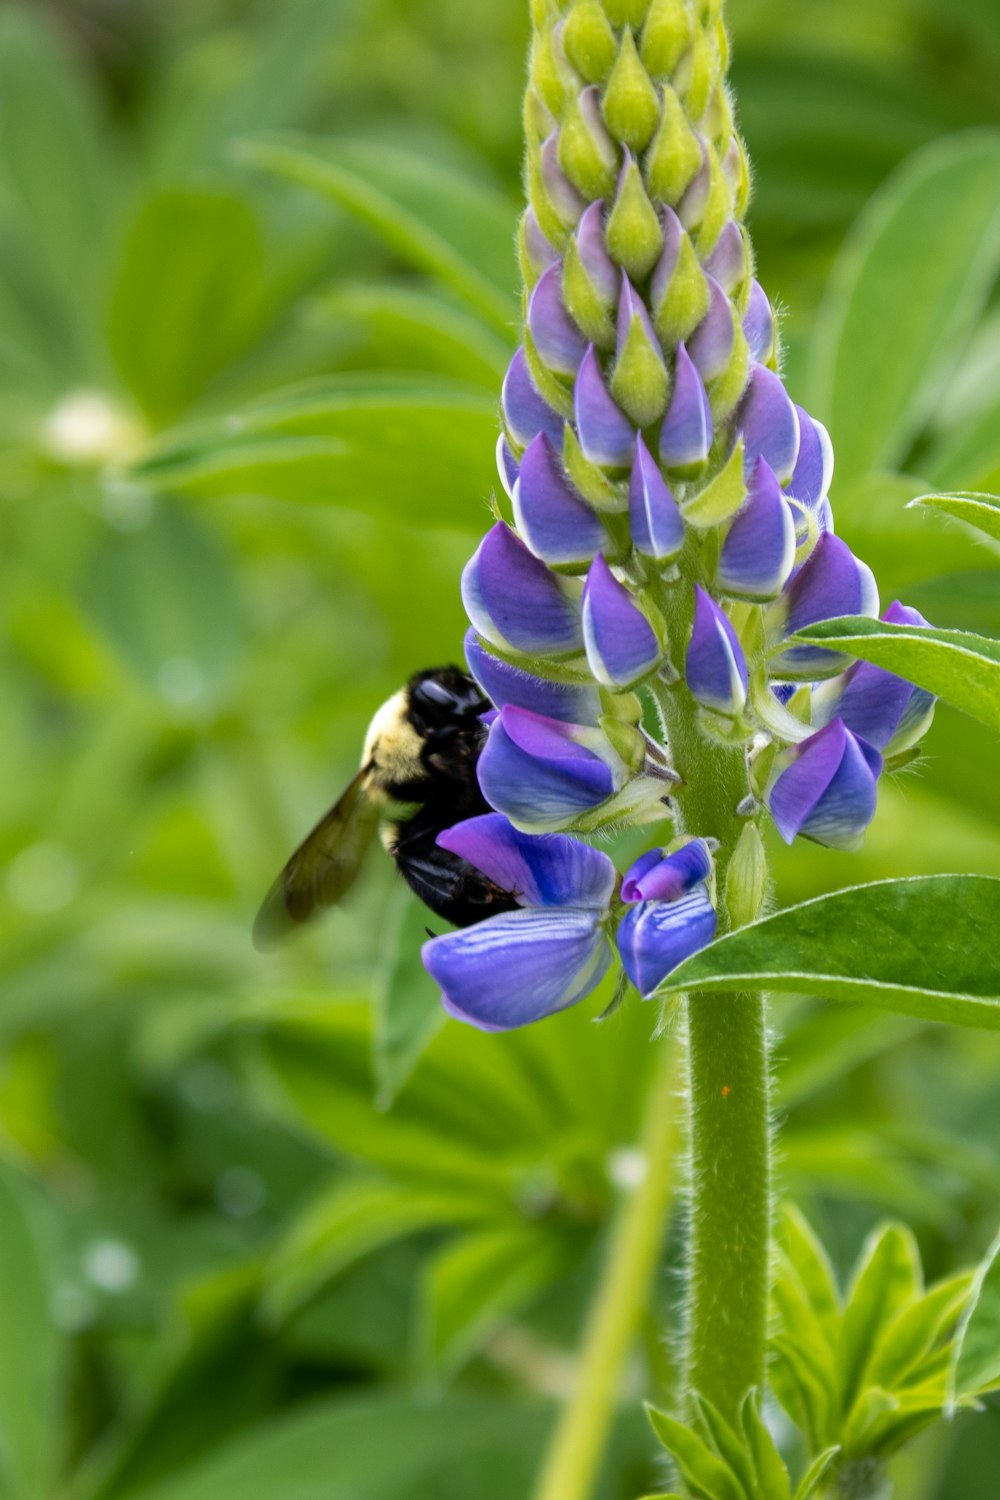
574, 345, 635, 468
621, 838, 713, 902
772, 532, 880, 677
738, 364, 800, 484
424, 907, 612, 1030
617, 275, 663, 364
465, 629, 600, 724
717, 456, 796, 602
742, 281, 774, 365
576, 200, 619, 305
629, 434, 684, 559
705, 219, 747, 293
787, 406, 834, 511
513, 432, 607, 567
502, 347, 565, 450
437, 813, 615, 910
581, 552, 662, 688
678, 142, 711, 232
688, 276, 735, 381
496, 434, 519, 498
685, 585, 748, 716
811, 600, 936, 753
528, 260, 588, 376
462, 522, 583, 656
522, 206, 559, 277
767, 719, 881, 849
541, 132, 586, 227
649, 205, 683, 315
617, 888, 718, 997
477, 705, 618, 827
659, 342, 713, 470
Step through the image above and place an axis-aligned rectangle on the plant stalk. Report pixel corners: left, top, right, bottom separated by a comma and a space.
531, 1033, 681, 1500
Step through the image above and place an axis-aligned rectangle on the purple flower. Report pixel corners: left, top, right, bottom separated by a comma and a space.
688, 276, 735, 381
768, 532, 879, 679
464, 630, 600, 725
574, 344, 635, 468
477, 705, 626, 830
659, 343, 713, 471
575, 200, 619, 305
496, 435, 519, 498
462, 522, 583, 657
422, 814, 615, 1030
738, 364, 800, 484
685, 585, 749, 717
742, 281, 774, 364
528, 261, 588, 376
616, 840, 718, 997
766, 718, 883, 849
716, 456, 796, 603
513, 432, 607, 568
582, 553, 663, 688
617, 889, 718, 997
786, 406, 834, 512
502, 347, 564, 451
811, 601, 936, 755
629, 435, 684, 560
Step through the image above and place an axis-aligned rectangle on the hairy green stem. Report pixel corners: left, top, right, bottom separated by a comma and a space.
531, 1034, 681, 1500
649, 580, 773, 1420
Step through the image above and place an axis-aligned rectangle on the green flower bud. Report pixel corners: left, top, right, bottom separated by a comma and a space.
559, 85, 619, 199
725, 822, 768, 928
529, 28, 571, 118
563, 0, 618, 82
524, 328, 576, 415
651, 231, 710, 345
681, 437, 746, 526
707, 323, 750, 422
603, 0, 651, 27
640, 0, 693, 78
562, 422, 629, 511
611, 298, 671, 427
606, 154, 663, 279
690, 144, 734, 254
674, 21, 718, 121
563, 239, 616, 348
600, 714, 649, 772
645, 87, 703, 203
602, 29, 661, 151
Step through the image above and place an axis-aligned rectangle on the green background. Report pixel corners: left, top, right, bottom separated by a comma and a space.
0, 0, 998, 1495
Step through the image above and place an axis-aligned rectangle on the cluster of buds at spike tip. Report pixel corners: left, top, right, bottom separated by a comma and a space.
420, 0, 938, 1031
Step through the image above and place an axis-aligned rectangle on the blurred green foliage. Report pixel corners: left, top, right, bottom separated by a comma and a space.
1, 1, 999, 1496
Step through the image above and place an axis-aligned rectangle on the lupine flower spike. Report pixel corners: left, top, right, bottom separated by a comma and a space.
420, 0, 938, 1025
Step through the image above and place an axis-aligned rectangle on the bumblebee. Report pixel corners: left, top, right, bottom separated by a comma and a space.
253, 666, 519, 949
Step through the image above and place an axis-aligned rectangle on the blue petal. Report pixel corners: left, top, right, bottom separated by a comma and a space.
742, 280, 774, 364
629, 434, 684, 560
581, 553, 662, 688
462, 522, 583, 657
514, 432, 607, 568
574, 344, 635, 468
770, 532, 880, 679
738, 364, 800, 484
659, 343, 713, 471
685, 585, 748, 716
767, 719, 881, 849
465, 630, 600, 724
705, 219, 748, 294
503, 347, 565, 450
617, 888, 718, 997
621, 838, 714, 902
496, 434, 519, 498
529, 260, 587, 376
424, 908, 612, 1030
438, 813, 616, 910
802, 731, 881, 849
786, 406, 833, 511
688, 276, 735, 381
541, 131, 585, 227
575, 199, 619, 305
477, 706, 617, 828
716, 456, 796, 602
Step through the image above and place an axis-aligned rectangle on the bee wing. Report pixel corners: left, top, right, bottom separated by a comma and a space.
253, 771, 381, 950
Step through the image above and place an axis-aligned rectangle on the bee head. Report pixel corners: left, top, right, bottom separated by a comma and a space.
405, 667, 489, 735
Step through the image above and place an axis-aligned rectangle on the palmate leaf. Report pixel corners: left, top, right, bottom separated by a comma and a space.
240, 134, 518, 334
657, 876, 1000, 1030
792, 616, 1000, 735
809, 130, 1000, 485
909, 491, 1000, 546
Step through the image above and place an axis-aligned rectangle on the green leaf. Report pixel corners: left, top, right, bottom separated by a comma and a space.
0, 1163, 61, 1500
646, 1406, 748, 1500
123, 1390, 548, 1500
262, 1176, 492, 1322
777, 1206, 842, 1340
868, 1274, 971, 1393
129, 375, 499, 531
241, 134, 518, 333
838, 1224, 922, 1413
740, 1393, 791, 1500
657, 876, 1000, 1030
810, 130, 1000, 483
109, 189, 271, 423
792, 616, 1000, 736
693, 1395, 756, 1498
948, 1224, 1000, 1404
373, 886, 447, 1109
418, 1225, 575, 1377
792, 1448, 841, 1500
909, 491, 1000, 547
